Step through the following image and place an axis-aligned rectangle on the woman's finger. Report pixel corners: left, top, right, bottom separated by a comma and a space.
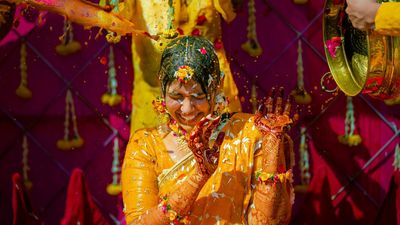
283, 95, 292, 116
274, 87, 284, 114
265, 87, 276, 114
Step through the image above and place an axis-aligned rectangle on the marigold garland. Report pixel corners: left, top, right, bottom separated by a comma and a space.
56, 90, 84, 150
106, 137, 122, 195
255, 170, 293, 185
338, 96, 362, 146
16, 41, 32, 99
55, 18, 81, 56
101, 45, 122, 106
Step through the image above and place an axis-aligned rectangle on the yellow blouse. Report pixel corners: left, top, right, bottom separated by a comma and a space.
375, 2, 400, 36
121, 113, 294, 225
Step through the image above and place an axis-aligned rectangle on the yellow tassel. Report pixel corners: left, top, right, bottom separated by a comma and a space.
106, 183, 122, 195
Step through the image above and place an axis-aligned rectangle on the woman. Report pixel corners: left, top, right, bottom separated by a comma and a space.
346, 0, 400, 35
121, 36, 295, 225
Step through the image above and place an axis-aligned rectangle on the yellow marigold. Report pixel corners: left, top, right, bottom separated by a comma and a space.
15, 85, 32, 99
106, 183, 122, 196
174, 65, 194, 83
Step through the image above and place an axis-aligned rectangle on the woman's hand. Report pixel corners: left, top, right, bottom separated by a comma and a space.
255, 87, 297, 173
187, 115, 225, 177
346, 0, 380, 31
255, 87, 297, 136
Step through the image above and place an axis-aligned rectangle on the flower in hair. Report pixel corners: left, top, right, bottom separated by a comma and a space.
174, 65, 194, 83
198, 47, 207, 55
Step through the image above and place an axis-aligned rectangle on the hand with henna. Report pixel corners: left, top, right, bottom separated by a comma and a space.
254, 87, 297, 173
187, 115, 225, 177
248, 87, 296, 225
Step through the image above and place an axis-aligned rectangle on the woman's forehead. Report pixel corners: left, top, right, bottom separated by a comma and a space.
167, 80, 203, 93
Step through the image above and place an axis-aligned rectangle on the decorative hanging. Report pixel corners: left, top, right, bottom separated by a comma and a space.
15, 40, 32, 99
394, 144, 400, 171
22, 135, 32, 190
241, 0, 263, 57
55, 17, 81, 56
291, 40, 312, 104
338, 96, 362, 146
250, 82, 257, 113
101, 45, 122, 106
295, 126, 311, 193
106, 137, 122, 196
57, 90, 84, 150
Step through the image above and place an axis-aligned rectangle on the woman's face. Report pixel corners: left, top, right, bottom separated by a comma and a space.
165, 79, 213, 132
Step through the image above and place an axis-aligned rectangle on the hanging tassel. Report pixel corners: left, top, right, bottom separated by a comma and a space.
22, 135, 33, 190
57, 90, 84, 150
106, 137, 122, 195
338, 96, 362, 146
393, 144, 400, 171
250, 82, 257, 113
16, 41, 32, 99
291, 40, 312, 104
55, 17, 81, 56
101, 45, 122, 107
241, 0, 263, 57
295, 126, 311, 193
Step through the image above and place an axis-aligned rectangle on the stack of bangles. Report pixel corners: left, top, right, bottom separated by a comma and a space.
159, 195, 190, 225
255, 169, 293, 185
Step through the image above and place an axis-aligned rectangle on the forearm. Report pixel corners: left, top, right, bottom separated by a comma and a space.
248, 182, 293, 225
131, 168, 208, 225
248, 133, 293, 225
10, 0, 136, 35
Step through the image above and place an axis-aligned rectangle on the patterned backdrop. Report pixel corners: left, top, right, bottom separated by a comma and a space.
0, 0, 399, 224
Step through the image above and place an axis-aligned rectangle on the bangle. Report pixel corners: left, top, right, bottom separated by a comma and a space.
158, 195, 190, 224
255, 169, 293, 184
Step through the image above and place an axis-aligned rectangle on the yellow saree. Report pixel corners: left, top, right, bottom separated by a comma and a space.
121, 113, 294, 225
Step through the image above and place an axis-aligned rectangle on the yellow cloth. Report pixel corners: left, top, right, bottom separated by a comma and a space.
375, 2, 400, 36
119, 0, 241, 132
121, 113, 292, 225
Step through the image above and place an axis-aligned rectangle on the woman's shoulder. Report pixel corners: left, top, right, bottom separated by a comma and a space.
130, 127, 160, 141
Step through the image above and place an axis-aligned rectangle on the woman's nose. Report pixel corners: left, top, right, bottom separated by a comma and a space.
180, 97, 194, 114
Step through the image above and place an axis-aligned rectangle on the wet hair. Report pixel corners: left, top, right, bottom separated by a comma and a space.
159, 36, 221, 97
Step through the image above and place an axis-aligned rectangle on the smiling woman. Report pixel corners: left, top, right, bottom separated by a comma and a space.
121, 36, 296, 225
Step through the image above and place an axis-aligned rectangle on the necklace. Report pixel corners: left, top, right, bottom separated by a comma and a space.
168, 118, 192, 155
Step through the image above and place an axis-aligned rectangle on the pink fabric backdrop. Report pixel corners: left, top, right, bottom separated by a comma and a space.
0, 0, 399, 224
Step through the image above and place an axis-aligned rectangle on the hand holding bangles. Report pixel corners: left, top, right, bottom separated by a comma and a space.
187, 115, 225, 177
255, 87, 299, 136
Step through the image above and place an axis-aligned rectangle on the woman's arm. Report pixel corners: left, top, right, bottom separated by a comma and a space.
247, 89, 295, 225
6, 0, 138, 35
248, 134, 294, 225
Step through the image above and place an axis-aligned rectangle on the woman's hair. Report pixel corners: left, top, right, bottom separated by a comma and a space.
159, 36, 221, 96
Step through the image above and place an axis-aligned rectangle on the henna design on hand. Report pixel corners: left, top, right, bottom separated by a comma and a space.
187, 115, 225, 177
